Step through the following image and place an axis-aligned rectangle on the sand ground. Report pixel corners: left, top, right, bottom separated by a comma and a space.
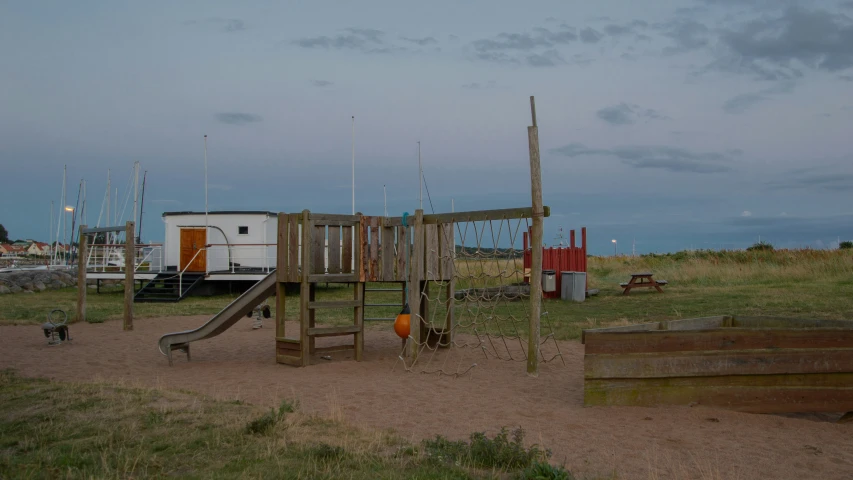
2, 315, 851, 479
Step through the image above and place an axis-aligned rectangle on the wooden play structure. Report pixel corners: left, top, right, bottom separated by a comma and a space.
272, 207, 543, 366
583, 315, 853, 413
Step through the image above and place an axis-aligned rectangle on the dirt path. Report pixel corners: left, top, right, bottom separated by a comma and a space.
2, 316, 851, 479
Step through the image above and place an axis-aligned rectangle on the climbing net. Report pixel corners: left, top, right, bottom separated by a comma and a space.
398, 215, 564, 376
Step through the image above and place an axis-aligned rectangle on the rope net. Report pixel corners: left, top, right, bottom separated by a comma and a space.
397, 216, 564, 376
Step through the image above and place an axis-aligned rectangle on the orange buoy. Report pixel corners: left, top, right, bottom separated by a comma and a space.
394, 304, 411, 339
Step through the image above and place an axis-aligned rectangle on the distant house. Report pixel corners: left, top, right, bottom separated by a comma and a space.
1, 244, 26, 257
27, 242, 51, 256
0, 244, 9, 255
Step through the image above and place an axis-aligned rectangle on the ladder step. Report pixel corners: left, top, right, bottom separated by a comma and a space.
307, 325, 362, 337
308, 300, 362, 309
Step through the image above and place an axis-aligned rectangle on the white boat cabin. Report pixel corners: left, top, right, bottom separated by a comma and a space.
163, 211, 277, 280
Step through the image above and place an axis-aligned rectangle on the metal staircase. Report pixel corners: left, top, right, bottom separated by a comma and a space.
134, 272, 205, 303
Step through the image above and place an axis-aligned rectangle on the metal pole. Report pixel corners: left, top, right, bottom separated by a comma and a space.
383, 184, 387, 217
351, 116, 355, 215
204, 135, 208, 237
418, 141, 422, 211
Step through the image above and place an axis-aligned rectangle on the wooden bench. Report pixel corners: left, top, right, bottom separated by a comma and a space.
621, 273, 667, 295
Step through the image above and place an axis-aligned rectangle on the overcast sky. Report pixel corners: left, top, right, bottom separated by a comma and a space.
1, 0, 852, 254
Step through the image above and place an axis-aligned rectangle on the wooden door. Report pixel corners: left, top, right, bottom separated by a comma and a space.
179, 228, 207, 272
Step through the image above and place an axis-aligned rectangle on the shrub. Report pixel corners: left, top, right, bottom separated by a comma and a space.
423, 427, 550, 471
840, 241, 853, 250
747, 241, 774, 252
518, 460, 574, 479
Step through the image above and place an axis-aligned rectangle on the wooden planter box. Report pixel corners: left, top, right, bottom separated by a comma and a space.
582, 316, 853, 413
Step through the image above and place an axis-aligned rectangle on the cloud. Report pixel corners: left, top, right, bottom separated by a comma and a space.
186, 17, 246, 33
602, 20, 649, 37
722, 81, 795, 113
215, 113, 263, 125
580, 27, 603, 43
596, 103, 668, 125
843, 1, 853, 8
549, 143, 736, 173
310, 79, 333, 87
469, 25, 580, 66
293, 28, 402, 54
661, 19, 711, 54
767, 172, 853, 192
741, 210, 753, 217
461, 80, 497, 89
400, 36, 437, 46
840, 74, 853, 81
711, 7, 853, 79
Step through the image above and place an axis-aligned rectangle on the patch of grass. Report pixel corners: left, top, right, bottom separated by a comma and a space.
2, 370, 551, 479
423, 427, 552, 472
518, 461, 575, 480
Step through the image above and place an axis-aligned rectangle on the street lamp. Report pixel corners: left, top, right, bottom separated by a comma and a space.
64, 206, 74, 265
612, 239, 617, 256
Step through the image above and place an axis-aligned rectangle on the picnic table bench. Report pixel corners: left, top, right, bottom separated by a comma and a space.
620, 272, 667, 295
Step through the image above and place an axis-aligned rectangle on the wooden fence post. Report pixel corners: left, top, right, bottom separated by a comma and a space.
527, 96, 543, 377
76, 225, 87, 323
407, 209, 424, 360
124, 221, 134, 331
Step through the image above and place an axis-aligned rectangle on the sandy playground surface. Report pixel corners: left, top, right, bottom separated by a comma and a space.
1, 315, 852, 479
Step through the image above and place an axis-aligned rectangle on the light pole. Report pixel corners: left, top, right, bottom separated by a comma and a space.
612, 239, 617, 256
65, 206, 74, 264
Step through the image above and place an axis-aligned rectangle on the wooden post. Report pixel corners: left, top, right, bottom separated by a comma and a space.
76, 225, 88, 323
407, 209, 424, 360
527, 96, 543, 377
276, 213, 288, 340
123, 221, 135, 331
299, 210, 311, 366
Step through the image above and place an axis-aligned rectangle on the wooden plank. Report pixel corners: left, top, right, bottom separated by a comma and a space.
276, 341, 301, 352
359, 216, 369, 282
307, 325, 362, 337
327, 226, 341, 274
308, 300, 362, 309
276, 213, 288, 281
527, 116, 542, 377
438, 223, 454, 281
354, 282, 364, 361
277, 354, 303, 366
407, 210, 424, 360
396, 226, 407, 282
275, 282, 287, 339
381, 223, 395, 281
420, 206, 551, 225
585, 348, 853, 379
288, 214, 299, 282
306, 274, 359, 283
308, 283, 316, 354
584, 376, 853, 413
299, 210, 311, 367
342, 225, 353, 274
309, 213, 361, 222
369, 216, 379, 281
314, 344, 355, 354
309, 219, 360, 226
312, 224, 325, 274
424, 224, 439, 281
584, 329, 853, 355
734, 316, 853, 329
275, 337, 300, 344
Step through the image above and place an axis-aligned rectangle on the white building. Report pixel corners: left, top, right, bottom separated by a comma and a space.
162, 211, 278, 281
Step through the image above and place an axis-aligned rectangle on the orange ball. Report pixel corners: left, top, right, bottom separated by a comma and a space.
394, 310, 411, 339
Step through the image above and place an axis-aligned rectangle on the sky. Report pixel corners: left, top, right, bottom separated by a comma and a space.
1, 0, 852, 255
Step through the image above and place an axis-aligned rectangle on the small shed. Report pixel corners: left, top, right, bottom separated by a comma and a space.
162, 211, 277, 274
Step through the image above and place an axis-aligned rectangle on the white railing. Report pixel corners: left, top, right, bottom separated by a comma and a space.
203, 243, 276, 274
86, 244, 164, 274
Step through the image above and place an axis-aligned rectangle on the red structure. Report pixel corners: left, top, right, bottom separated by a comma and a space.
523, 227, 587, 299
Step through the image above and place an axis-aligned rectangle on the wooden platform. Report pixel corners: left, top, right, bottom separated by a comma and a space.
582, 315, 853, 414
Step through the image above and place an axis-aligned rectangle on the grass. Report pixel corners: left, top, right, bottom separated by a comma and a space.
0, 370, 580, 479
2, 249, 852, 343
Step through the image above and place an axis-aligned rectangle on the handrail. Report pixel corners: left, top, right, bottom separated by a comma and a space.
180, 247, 207, 293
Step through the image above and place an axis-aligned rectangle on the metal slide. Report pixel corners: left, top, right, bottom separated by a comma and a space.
157, 271, 277, 365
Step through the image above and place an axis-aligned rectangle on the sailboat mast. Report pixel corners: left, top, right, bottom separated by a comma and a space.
133, 161, 139, 240
106, 169, 111, 228
138, 170, 147, 242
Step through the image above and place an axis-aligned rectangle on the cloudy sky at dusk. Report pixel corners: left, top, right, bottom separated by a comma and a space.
1, 0, 852, 254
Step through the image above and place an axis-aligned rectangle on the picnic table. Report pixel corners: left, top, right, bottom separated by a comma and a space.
620, 272, 667, 295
